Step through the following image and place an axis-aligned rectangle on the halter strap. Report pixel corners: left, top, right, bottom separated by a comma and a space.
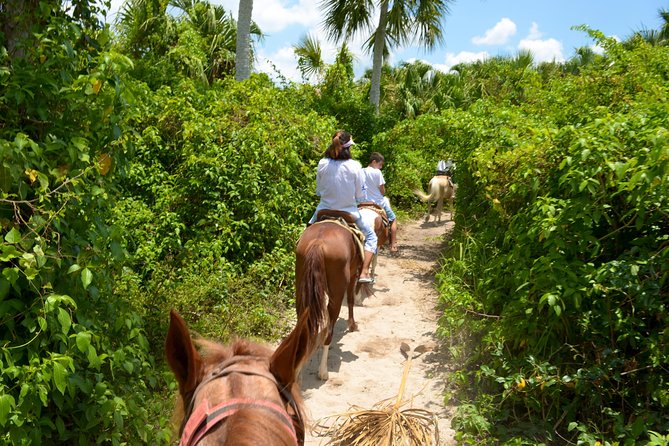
179, 356, 303, 446
180, 397, 298, 446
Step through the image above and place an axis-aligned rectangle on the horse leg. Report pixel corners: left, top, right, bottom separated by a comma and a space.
344, 278, 358, 332
318, 280, 351, 381
316, 314, 332, 381
318, 344, 330, 381
370, 252, 378, 279
436, 196, 443, 221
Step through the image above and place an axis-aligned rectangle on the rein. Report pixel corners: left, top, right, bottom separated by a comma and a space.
179, 356, 303, 446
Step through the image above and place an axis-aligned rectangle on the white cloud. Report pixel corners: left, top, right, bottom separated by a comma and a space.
256, 46, 301, 82
518, 23, 564, 63
472, 18, 517, 45
591, 44, 605, 55
431, 51, 489, 72
213, 0, 320, 33
527, 22, 542, 40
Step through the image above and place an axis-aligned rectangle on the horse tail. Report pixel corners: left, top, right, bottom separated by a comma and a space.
297, 240, 329, 342
413, 178, 440, 202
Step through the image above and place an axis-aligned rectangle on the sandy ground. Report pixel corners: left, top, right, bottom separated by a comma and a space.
299, 216, 458, 446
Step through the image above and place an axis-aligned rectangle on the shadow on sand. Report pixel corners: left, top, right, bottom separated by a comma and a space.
299, 315, 359, 391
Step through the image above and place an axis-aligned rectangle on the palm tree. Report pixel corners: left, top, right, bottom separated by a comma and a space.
116, 0, 175, 58
384, 60, 447, 118
235, 0, 253, 80
294, 33, 326, 83
321, 0, 452, 112
658, 8, 669, 41
173, 0, 262, 81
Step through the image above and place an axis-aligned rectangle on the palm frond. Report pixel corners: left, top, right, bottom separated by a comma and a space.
313, 344, 438, 446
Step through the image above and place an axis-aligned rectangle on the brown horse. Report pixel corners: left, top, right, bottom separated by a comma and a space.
166, 309, 311, 446
413, 175, 455, 222
295, 219, 362, 381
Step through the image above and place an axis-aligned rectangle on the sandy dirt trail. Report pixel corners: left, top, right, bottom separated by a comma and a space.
299, 217, 458, 445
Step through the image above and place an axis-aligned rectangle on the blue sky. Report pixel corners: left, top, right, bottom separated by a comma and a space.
105, 0, 668, 82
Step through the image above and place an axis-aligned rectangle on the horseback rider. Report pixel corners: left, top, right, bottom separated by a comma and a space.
436, 158, 455, 181
361, 152, 398, 253
308, 131, 377, 283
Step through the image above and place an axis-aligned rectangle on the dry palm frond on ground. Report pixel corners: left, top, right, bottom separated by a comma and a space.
312, 343, 439, 446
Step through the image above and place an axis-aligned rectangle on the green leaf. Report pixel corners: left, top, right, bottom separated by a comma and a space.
123, 361, 134, 373
76, 332, 91, 353
0, 394, 15, 426
53, 362, 68, 395
24, 267, 38, 280
0, 244, 20, 261
81, 268, 93, 289
57, 308, 72, 335
2, 267, 19, 284
38, 384, 48, 406
33, 245, 47, 267
14, 133, 29, 150
4, 228, 21, 244
88, 346, 102, 369
67, 264, 81, 274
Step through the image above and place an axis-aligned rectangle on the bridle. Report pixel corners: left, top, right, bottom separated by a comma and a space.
179, 355, 304, 446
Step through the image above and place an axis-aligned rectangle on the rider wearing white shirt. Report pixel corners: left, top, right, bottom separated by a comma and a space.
314, 157, 365, 215
308, 131, 377, 283
361, 152, 398, 252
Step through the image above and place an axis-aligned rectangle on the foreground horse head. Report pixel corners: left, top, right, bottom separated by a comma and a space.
295, 220, 362, 381
166, 309, 310, 445
413, 175, 455, 222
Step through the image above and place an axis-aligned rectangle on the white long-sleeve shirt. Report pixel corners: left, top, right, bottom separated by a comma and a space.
314, 158, 367, 216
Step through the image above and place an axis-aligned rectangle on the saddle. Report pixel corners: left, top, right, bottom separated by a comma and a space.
357, 202, 389, 228
312, 210, 365, 263
316, 209, 357, 224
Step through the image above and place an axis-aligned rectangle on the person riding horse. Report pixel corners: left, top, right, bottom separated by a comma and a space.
361, 152, 398, 253
308, 131, 376, 283
436, 159, 455, 181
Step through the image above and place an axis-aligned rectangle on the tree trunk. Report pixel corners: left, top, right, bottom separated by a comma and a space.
369, 0, 389, 112
235, 0, 254, 81
1, 0, 40, 59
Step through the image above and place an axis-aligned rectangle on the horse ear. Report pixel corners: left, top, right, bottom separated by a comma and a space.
165, 309, 203, 397
270, 309, 312, 387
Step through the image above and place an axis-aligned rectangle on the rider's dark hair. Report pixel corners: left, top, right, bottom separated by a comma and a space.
369, 152, 384, 164
325, 131, 352, 160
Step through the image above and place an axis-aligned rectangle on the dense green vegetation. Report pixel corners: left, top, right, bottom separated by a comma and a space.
432, 31, 669, 445
0, 0, 667, 444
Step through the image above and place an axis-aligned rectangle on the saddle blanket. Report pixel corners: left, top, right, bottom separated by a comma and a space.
309, 218, 365, 263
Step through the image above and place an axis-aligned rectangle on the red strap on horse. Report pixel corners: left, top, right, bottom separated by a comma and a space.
180, 397, 298, 446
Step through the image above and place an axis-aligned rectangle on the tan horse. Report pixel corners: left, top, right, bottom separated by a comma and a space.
295, 219, 362, 381
413, 175, 455, 222
166, 309, 309, 445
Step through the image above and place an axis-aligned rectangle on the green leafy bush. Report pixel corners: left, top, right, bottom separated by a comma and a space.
0, 3, 169, 444
112, 74, 335, 343
379, 31, 669, 444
